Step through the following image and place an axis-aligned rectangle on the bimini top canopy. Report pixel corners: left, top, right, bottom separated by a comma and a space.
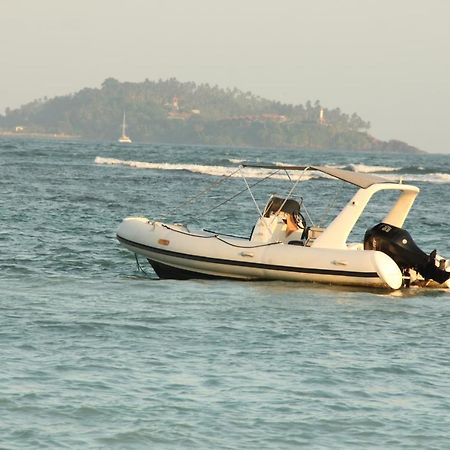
241, 163, 390, 189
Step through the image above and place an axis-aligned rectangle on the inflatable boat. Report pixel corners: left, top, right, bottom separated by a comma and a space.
117, 164, 450, 290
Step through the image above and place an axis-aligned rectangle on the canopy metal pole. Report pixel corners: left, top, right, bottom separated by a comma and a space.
168, 166, 242, 217
269, 167, 310, 226
202, 168, 280, 217
240, 166, 264, 219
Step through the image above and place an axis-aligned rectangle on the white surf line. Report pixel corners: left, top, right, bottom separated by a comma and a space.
94, 156, 316, 181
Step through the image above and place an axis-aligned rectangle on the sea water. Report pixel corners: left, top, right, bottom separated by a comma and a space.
1, 138, 450, 449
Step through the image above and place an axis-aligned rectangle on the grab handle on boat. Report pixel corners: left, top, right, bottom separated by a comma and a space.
331, 260, 348, 266
240, 251, 254, 257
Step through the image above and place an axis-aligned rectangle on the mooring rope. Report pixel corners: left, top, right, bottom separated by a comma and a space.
134, 253, 149, 274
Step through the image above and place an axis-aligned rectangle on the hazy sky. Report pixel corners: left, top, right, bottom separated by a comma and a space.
1, 0, 449, 152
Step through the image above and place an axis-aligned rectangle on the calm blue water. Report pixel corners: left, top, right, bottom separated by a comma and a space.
1, 138, 450, 449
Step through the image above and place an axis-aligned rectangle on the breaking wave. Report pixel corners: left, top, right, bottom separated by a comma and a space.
95, 157, 450, 184
385, 173, 450, 184
95, 156, 238, 176
339, 163, 450, 183
94, 157, 314, 180
345, 163, 397, 173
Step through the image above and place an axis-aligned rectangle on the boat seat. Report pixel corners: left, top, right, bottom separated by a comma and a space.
263, 196, 301, 217
263, 196, 306, 232
250, 196, 309, 244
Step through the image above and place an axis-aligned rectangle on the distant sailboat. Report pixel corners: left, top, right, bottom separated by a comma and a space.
118, 113, 132, 143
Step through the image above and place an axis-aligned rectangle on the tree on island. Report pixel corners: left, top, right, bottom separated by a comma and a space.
0, 77, 420, 153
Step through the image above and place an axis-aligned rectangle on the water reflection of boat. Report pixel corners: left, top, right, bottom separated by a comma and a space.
117, 164, 450, 290
118, 112, 132, 143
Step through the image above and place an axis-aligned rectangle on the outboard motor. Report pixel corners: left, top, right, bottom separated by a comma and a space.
364, 223, 450, 285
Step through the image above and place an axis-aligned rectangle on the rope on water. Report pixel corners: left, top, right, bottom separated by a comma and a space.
134, 253, 149, 275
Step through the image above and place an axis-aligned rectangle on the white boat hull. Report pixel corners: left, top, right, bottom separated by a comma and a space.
116, 166, 450, 290
117, 217, 406, 289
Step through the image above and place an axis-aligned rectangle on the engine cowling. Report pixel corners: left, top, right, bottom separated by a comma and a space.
364, 223, 450, 285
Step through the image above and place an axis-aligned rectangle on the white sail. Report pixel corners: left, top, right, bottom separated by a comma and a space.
118, 112, 132, 143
